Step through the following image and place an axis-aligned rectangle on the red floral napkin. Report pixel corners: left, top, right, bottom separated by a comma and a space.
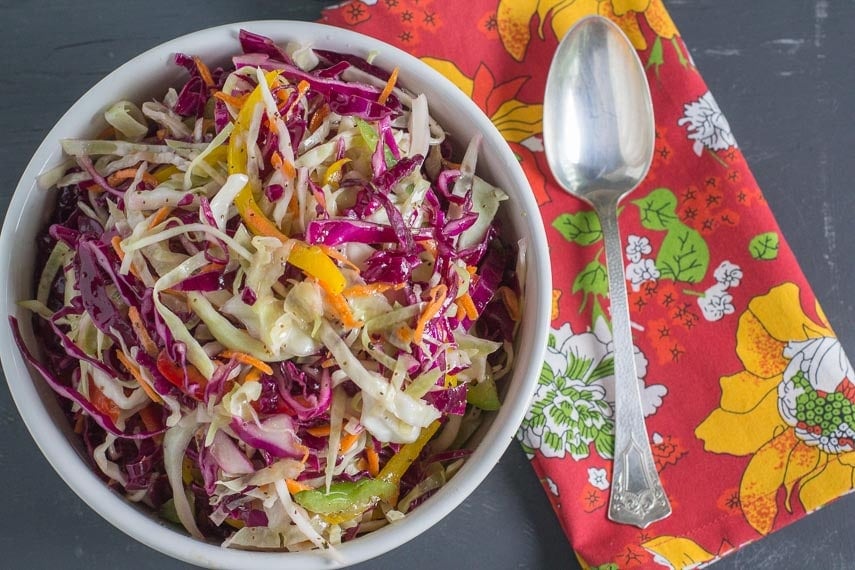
322, 2, 854, 568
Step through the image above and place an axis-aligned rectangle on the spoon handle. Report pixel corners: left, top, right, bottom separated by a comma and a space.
595, 197, 671, 528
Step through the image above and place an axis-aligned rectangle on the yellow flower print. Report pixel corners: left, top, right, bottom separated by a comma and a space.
641, 535, 716, 569
419, 58, 542, 143
696, 283, 855, 535
496, 0, 682, 64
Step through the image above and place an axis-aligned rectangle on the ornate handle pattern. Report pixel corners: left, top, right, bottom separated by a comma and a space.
595, 197, 672, 528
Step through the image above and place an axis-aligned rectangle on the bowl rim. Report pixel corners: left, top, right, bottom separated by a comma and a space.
0, 19, 551, 569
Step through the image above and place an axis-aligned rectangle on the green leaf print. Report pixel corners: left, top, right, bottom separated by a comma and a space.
589, 356, 615, 383
632, 187, 680, 230
544, 430, 563, 454
656, 224, 710, 283
646, 35, 664, 78
572, 259, 608, 312
552, 211, 602, 245
749, 231, 779, 260
566, 351, 595, 382
594, 427, 615, 459
540, 362, 555, 386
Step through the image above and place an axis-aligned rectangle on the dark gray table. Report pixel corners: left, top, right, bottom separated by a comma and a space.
2, 1, 853, 568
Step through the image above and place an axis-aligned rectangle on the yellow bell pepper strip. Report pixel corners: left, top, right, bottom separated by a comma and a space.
378, 420, 441, 489
226, 71, 347, 295
154, 146, 229, 184
154, 164, 179, 183
321, 157, 351, 189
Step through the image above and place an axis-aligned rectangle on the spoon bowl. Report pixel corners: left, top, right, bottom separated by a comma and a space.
543, 15, 671, 528
544, 16, 655, 203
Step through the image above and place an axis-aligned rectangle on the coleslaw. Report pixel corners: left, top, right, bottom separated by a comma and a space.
12, 30, 523, 551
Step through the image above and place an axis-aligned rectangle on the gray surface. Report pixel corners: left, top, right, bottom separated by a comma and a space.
0, 1, 853, 568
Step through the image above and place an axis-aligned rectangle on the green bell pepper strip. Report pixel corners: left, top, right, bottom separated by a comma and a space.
293, 478, 397, 524
466, 377, 501, 411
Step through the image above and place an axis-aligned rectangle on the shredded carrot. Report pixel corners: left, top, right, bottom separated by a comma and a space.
87, 376, 121, 424
308, 104, 330, 132
218, 349, 274, 375
115, 350, 164, 404
457, 292, 478, 320
96, 125, 116, 140
365, 442, 380, 477
138, 404, 162, 432
81, 181, 104, 193
396, 325, 413, 344
378, 67, 399, 105
320, 280, 363, 329
286, 478, 312, 495
274, 88, 291, 103
343, 282, 404, 297
413, 284, 448, 344
339, 431, 360, 453
416, 239, 437, 259
243, 367, 263, 384
454, 303, 466, 321
497, 285, 521, 322
147, 205, 173, 230
317, 245, 360, 273
213, 90, 249, 109
160, 289, 187, 302
107, 167, 158, 188
110, 235, 141, 279
311, 184, 327, 210
73, 412, 85, 434
197, 262, 226, 274
306, 424, 331, 437
193, 56, 215, 88
286, 80, 311, 117
128, 306, 158, 357
270, 151, 297, 179
111, 235, 125, 261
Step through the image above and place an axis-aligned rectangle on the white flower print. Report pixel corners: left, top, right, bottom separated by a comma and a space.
713, 260, 743, 289
626, 235, 653, 264
697, 283, 735, 321
778, 337, 855, 453
545, 477, 560, 496
517, 319, 667, 460
678, 91, 737, 157
587, 467, 610, 490
627, 258, 661, 292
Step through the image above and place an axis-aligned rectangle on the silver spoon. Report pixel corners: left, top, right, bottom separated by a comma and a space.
543, 15, 671, 528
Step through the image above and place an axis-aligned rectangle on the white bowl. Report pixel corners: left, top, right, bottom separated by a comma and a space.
0, 20, 550, 569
